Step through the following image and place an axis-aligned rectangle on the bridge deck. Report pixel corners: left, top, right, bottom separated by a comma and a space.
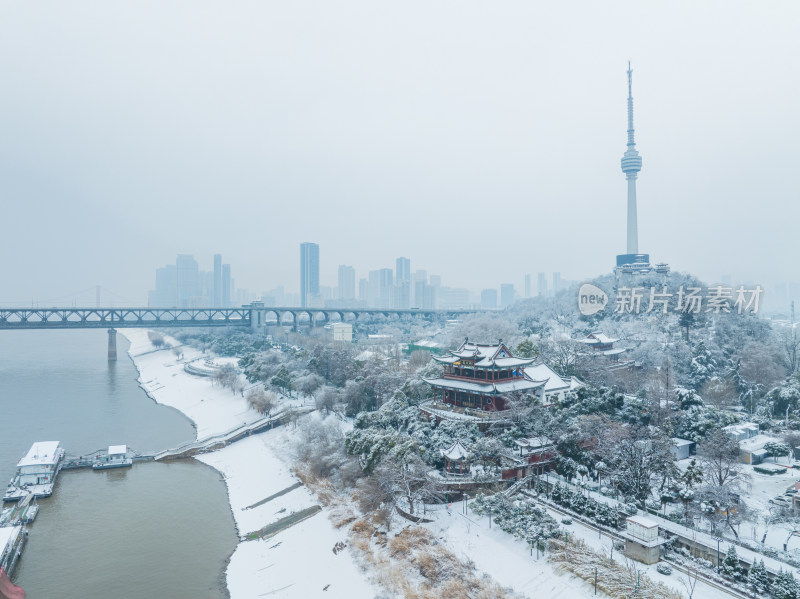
0, 306, 479, 329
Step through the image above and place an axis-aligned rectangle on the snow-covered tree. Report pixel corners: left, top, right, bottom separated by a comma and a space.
270, 365, 294, 395
688, 341, 717, 391
295, 372, 324, 399
697, 429, 749, 537
746, 559, 771, 595
719, 545, 744, 581
246, 388, 278, 415
771, 569, 799, 599
600, 425, 675, 509
764, 441, 791, 462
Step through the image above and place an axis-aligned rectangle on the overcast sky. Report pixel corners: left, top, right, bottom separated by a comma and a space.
1, 1, 798, 304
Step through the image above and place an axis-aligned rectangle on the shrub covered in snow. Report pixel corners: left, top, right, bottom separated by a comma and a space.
656, 563, 672, 576
471, 493, 560, 545
548, 482, 623, 528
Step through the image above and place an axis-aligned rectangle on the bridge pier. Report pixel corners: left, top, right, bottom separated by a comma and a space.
107, 328, 117, 361
249, 300, 266, 335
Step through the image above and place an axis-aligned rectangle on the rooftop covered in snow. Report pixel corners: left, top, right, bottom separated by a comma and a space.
434, 341, 535, 369
440, 440, 471, 461
17, 441, 61, 467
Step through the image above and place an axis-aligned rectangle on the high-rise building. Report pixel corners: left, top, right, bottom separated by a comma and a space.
393, 281, 411, 309
537, 272, 548, 297
222, 264, 231, 307
300, 242, 320, 308
149, 264, 177, 307
438, 287, 467, 309
176, 254, 200, 307
552, 272, 561, 295
412, 270, 427, 306
213, 254, 222, 306
395, 257, 411, 284
500, 284, 515, 309
393, 257, 411, 309
481, 289, 498, 309
358, 278, 368, 303
378, 268, 393, 308
524, 274, 531, 298
338, 265, 356, 301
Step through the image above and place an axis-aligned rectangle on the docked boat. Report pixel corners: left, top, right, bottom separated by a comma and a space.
0, 524, 26, 576
92, 445, 132, 470
0, 493, 38, 526
3, 442, 64, 502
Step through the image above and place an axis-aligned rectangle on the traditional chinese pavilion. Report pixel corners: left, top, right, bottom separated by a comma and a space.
440, 440, 471, 475
424, 340, 541, 412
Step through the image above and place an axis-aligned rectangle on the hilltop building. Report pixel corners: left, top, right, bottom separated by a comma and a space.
420, 341, 582, 426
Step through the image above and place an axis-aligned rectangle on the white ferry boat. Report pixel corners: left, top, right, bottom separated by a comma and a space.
92, 445, 133, 470
3, 441, 65, 502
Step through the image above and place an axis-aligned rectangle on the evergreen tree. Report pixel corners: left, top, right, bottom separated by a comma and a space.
551, 482, 563, 504
720, 545, 744, 581
679, 310, 695, 342
772, 569, 799, 599
688, 341, 717, 390
515, 339, 538, 359
746, 559, 771, 595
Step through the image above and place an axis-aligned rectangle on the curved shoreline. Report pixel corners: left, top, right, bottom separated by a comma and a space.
119, 328, 377, 599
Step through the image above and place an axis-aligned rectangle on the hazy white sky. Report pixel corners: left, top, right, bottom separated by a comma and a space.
1, 1, 798, 304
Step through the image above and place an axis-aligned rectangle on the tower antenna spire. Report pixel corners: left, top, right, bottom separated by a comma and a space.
627, 61, 635, 147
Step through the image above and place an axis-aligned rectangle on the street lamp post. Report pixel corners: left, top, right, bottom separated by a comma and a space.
716, 538, 721, 573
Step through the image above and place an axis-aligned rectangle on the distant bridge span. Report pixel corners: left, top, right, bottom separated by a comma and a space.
0, 303, 481, 358
0, 304, 478, 330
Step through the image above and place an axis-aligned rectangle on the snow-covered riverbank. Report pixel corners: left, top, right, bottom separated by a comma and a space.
121, 329, 376, 599
120, 329, 741, 599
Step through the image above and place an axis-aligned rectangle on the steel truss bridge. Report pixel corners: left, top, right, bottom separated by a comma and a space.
0, 305, 477, 330
0, 303, 480, 360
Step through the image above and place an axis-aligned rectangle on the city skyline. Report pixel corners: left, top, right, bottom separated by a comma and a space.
1, 3, 798, 306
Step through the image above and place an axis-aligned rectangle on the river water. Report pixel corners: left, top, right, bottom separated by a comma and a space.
0, 329, 237, 598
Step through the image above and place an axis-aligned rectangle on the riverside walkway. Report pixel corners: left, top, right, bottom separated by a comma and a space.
154, 407, 313, 461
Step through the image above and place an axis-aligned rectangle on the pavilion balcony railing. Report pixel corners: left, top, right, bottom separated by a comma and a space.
422, 401, 509, 421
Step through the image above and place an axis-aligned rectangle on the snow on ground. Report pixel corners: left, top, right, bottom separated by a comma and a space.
428, 505, 606, 598
122, 330, 377, 599
225, 511, 375, 599
197, 431, 376, 599
123, 329, 262, 440
195, 433, 316, 535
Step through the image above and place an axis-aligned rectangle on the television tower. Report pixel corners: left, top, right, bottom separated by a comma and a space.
620, 61, 642, 255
